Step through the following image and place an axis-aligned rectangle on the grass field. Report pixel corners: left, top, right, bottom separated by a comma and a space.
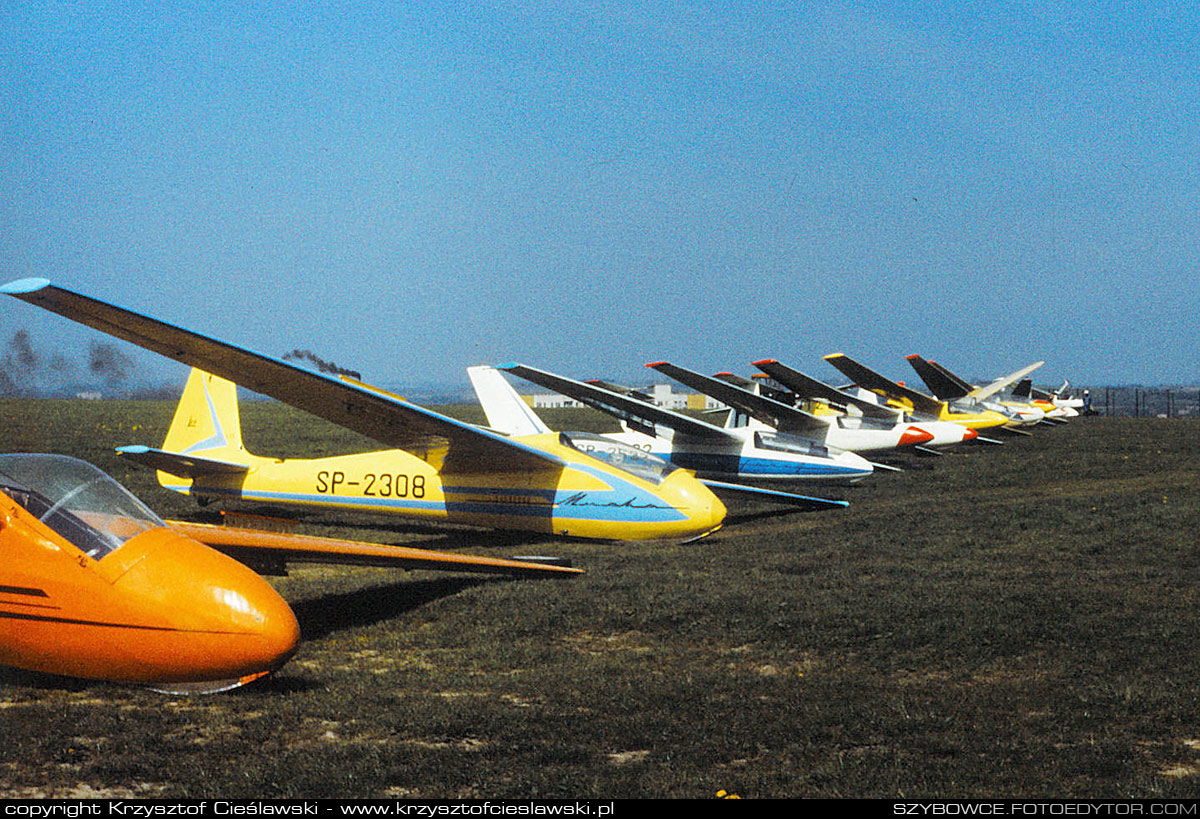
1, 400, 1198, 799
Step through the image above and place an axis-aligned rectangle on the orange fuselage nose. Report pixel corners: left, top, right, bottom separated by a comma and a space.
102, 528, 301, 687
1, 516, 299, 689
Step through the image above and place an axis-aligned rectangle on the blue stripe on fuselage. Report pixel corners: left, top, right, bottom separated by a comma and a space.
171, 460, 689, 524
666, 452, 866, 478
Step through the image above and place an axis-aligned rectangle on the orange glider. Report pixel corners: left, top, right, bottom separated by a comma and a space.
0, 454, 580, 693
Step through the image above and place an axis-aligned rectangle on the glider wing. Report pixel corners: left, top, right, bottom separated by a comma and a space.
496, 363, 735, 442
646, 361, 827, 436
169, 521, 582, 577
1, 279, 565, 476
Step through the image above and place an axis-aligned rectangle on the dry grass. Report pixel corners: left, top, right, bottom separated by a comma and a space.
1, 401, 1197, 798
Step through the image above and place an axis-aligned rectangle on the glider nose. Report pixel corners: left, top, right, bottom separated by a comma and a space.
113, 529, 300, 689
838, 450, 875, 483
898, 425, 935, 447
662, 471, 726, 539
962, 427, 979, 442
201, 569, 301, 679
698, 487, 727, 537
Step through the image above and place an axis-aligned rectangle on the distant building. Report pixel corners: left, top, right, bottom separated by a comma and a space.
529, 393, 587, 409
526, 384, 723, 412
75, 392, 103, 400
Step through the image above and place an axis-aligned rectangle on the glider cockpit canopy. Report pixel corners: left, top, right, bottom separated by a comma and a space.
0, 454, 162, 560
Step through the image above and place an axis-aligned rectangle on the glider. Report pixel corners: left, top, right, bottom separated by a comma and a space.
821, 353, 1013, 437
904, 355, 1047, 425
1011, 378, 1081, 419
0, 454, 579, 693
489, 362, 875, 485
1, 279, 724, 542
749, 359, 979, 454
467, 365, 850, 510
904, 355, 1053, 425
644, 360, 979, 456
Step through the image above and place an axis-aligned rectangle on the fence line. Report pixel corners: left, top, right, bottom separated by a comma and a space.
1082, 387, 1200, 418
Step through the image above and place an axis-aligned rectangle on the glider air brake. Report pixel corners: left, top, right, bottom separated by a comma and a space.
1, 279, 724, 542
0, 454, 579, 692
488, 363, 874, 486
821, 353, 1014, 442
643, 361, 980, 458
748, 359, 979, 455
467, 366, 847, 510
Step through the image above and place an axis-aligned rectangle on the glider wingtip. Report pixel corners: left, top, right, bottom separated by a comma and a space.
115, 445, 151, 454
751, 358, 777, 366
1, 277, 52, 295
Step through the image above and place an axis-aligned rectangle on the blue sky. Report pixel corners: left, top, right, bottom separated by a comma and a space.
2, 2, 1197, 395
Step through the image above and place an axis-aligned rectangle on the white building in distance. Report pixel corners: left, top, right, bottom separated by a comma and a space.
528, 383, 723, 412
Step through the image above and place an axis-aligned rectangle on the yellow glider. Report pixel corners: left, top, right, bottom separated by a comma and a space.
2, 279, 725, 542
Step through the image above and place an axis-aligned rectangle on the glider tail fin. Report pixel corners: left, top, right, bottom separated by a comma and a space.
163, 368, 249, 459
467, 365, 554, 437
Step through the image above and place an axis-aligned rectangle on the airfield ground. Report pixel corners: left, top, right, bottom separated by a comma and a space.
1, 400, 1197, 799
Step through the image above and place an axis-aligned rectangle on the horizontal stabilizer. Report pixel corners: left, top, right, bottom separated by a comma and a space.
116, 445, 250, 479
699, 479, 848, 511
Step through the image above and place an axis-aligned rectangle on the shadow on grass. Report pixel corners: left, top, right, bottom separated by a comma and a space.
725, 507, 834, 526
0, 666, 102, 693
235, 674, 324, 695
289, 576, 490, 641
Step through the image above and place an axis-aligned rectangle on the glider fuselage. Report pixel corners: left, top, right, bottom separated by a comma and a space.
601, 427, 873, 483
0, 456, 299, 691
804, 404, 978, 448
157, 433, 725, 542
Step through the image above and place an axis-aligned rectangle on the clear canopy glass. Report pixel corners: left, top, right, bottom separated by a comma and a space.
559, 432, 676, 485
0, 454, 164, 560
